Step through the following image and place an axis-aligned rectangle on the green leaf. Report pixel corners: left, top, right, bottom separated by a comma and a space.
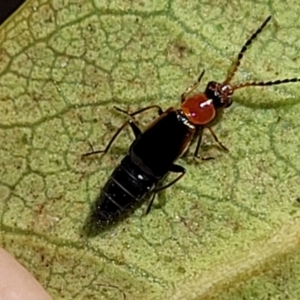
1, 1, 300, 299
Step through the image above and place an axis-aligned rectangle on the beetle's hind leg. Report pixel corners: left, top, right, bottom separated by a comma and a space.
145, 164, 186, 214
145, 193, 157, 215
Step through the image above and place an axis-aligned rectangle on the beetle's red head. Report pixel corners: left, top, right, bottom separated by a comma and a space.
205, 81, 233, 109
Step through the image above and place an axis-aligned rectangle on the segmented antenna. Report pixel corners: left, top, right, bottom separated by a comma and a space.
197, 69, 206, 83
223, 15, 272, 85
233, 77, 300, 90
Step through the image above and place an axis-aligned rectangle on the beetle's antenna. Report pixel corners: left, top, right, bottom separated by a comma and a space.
232, 77, 300, 90
223, 15, 272, 85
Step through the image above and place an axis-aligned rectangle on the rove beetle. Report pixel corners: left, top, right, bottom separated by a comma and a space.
83, 15, 300, 228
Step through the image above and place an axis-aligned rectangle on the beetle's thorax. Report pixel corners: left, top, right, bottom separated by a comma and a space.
181, 81, 233, 126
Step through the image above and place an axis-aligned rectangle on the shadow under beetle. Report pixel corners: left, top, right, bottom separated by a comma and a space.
83, 15, 300, 228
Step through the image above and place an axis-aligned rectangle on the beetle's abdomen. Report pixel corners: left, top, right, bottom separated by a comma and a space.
92, 155, 156, 227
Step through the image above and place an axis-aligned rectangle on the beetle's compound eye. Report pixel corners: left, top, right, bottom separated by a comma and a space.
181, 94, 216, 125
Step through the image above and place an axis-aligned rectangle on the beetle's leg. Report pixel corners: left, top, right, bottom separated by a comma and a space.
145, 193, 156, 215
207, 127, 229, 152
82, 121, 128, 157
146, 164, 186, 214
114, 105, 164, 117
181, 70, 205, 103
193, 128, 204, 158
155, 164, 186, 192
82, 120, 141, 157
82, 105, 161, 158
193, 127, 228, 160
193, 128, 217, 160
128, 119, 142, 138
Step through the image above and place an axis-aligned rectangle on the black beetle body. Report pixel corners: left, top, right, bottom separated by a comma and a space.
90, 108, 195, 226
